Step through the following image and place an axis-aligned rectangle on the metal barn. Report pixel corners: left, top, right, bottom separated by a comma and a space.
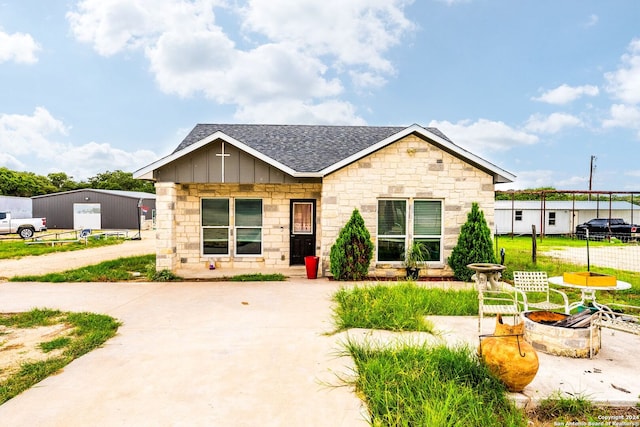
32, 189, 156, 230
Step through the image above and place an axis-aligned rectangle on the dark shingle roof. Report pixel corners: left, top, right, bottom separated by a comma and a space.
173, 124, 451, 173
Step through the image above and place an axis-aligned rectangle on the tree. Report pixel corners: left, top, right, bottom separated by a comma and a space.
329, 208, 374, 280
87, 170, 155, 193
47, 172, 81, 192
448, 202, 496, 281
0, 167, 56, 196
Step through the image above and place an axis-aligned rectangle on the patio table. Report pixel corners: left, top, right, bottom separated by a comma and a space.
548, 276, 631, 312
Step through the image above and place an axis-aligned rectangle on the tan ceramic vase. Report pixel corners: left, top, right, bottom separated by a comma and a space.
478, 314, 539, 392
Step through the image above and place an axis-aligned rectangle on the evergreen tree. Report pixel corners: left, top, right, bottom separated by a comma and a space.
329, 208, 374, 280
448, 202, 496, 281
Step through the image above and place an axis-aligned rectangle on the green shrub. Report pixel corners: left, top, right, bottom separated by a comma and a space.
329, 208, 374, 280
448, 202, 496, 281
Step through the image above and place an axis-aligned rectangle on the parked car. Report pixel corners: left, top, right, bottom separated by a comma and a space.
0, 211, 47, 239
575, 218, 640, 241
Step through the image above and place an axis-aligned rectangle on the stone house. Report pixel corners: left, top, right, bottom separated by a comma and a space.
133, 124, 514, 278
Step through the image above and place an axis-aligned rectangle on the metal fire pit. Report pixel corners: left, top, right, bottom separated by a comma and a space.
522, 311, 600, 358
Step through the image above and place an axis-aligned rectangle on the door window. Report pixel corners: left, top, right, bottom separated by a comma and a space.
292, 202, 313, 234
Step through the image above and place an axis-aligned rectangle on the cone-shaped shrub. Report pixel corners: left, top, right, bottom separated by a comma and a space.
330, 208, 374, 280
448, 202, 496, 281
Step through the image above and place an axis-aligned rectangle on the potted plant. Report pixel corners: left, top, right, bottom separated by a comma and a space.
404, 241, 428, 280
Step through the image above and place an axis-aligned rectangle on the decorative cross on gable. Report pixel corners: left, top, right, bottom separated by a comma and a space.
216, 142, 231, 182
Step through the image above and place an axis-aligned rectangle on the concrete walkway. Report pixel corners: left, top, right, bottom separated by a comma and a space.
0, 279, 367, 426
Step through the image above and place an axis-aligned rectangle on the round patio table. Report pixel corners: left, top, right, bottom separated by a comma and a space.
548, 276, 631, 312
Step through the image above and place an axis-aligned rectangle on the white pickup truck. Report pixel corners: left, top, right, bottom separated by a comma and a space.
0, 212, 47, 239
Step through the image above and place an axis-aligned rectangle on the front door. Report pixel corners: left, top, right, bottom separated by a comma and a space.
290, 200, 316, 265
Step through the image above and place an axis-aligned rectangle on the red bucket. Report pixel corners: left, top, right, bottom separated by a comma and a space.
304, 256, 319, 279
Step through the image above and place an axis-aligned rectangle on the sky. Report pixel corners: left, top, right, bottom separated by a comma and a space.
1, 1, 640, 191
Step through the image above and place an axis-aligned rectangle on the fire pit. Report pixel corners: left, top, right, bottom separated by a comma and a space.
522, 311, 600, 358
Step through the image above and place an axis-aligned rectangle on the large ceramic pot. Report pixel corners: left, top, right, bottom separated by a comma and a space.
478, 314, 539, 392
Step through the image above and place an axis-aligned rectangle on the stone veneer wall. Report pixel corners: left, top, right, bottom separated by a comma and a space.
154, 182, 322, 272
320, 134, 496, 278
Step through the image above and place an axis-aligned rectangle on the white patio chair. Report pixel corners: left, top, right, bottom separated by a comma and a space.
473, 273, 525, 335
513, 271, 570, 314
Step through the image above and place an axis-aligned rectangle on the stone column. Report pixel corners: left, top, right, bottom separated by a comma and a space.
154, 182, 178, 272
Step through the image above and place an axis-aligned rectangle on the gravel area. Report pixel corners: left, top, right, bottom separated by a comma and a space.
543, 245, 640, 273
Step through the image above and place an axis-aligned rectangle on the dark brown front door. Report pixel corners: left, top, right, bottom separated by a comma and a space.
290, 199, 316, 265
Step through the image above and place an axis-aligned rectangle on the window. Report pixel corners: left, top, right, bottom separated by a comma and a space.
413, 200, 442, 262
515, 210, 523, 221
202, 198, 229, 255
377, 200, 406, 261
377, 199, 442, 262
235, 199, 262, 255
548, 212, 556, 226
292, 202, 313, 234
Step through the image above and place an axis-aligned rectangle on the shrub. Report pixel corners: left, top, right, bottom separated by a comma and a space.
448, 202, 496, 281
329, 208, 374, 280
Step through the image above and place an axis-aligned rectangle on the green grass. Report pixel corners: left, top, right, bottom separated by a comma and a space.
343, 342, 526, 426
532, 392, 605, 424
10, 254, 156, 282
0, 308, 120, 404
229, 273, 287, 282
332, 282, 477, 333
495, 236, 640, 307
0, 235, 125, 259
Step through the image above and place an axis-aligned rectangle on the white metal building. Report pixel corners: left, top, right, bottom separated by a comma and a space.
495, 200, 640, 235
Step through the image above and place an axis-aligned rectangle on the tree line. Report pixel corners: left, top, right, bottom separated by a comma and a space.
0, 167, 155, 197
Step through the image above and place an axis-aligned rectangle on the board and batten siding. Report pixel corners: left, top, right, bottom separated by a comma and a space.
155, 140, 318, 185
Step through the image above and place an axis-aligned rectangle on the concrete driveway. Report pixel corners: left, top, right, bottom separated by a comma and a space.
0, 280, 367, 427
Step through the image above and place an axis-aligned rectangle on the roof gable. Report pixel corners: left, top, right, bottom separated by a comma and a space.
134, 124, 514, 183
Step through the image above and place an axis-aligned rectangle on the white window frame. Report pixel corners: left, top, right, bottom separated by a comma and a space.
376, 199, 408, 263
201, 198, 230, 256
234, 198, 263, 257
412, 199, 443, 263
376, 199, 444, 264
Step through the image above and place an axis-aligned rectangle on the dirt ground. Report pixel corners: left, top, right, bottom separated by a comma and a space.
0, 321, 74, 383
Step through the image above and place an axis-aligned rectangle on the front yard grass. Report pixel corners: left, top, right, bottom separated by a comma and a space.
10, 254, 157, 282
0, 235, 125, 259
333, 281, 640, 426
0, 308, 120, 404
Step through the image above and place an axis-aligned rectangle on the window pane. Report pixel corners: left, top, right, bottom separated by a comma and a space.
236, 199, 262, 227
414, 201, 441, 235
202, 199, 229, 226
293, 202, 313, 234
378, 237, 405, 262
237, 228, 262, 255
203, 228, 228, 255
414, 238, 440, 261
378, 200, 406, 235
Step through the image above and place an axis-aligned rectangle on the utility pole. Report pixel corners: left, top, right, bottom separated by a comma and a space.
588, 155, 596, 201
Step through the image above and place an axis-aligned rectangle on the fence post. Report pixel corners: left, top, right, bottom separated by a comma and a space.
531, 225, 537, 264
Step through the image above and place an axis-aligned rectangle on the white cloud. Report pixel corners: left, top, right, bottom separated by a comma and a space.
0, 107, 68, 157
605, 38, 640, 104
0, 29, 41, 64
602, 104, 640, 137
57, 142, 158, 180
428, 119, 538, 155
240, 0, 415, 74
234, 99, 366, 125
67, 0, 415, 124
585, 14, 599, 27
0, 107, 157, 179
531, 84, 599, 105
524, 112, 583, 134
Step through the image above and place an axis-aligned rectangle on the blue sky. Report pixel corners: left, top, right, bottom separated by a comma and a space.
1, 1, 639, 191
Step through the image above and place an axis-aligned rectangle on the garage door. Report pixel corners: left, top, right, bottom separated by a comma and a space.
73, 203, 101, 229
